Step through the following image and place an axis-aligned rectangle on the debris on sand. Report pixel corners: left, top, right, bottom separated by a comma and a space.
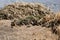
0, 2, 60, 40
0, 2, 53, 26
